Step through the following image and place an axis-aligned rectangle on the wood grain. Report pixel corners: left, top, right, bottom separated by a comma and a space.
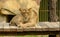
0, 22, 59, 32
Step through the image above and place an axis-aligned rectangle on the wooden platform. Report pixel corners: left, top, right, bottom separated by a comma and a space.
0, 22, 59, 32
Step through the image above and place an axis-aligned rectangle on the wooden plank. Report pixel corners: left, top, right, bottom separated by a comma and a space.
0, 22, 59, 32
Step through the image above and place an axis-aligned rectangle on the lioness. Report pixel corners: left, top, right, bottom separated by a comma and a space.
9, 8, 38, 28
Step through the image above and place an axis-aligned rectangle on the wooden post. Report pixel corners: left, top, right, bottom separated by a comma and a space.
48, 0, 58, 22
49, 35, 56, 37
48, 0, 58, 37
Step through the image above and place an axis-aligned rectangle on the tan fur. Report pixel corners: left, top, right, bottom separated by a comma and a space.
10, 8, 38, 28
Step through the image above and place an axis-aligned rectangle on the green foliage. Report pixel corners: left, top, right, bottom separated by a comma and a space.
39, 0, 48, 22
40, 0, 48, 10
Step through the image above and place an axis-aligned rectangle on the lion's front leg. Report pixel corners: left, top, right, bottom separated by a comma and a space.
17, 22, 28, 28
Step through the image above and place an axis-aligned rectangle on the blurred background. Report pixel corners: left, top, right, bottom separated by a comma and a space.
0, 0, 59, 37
